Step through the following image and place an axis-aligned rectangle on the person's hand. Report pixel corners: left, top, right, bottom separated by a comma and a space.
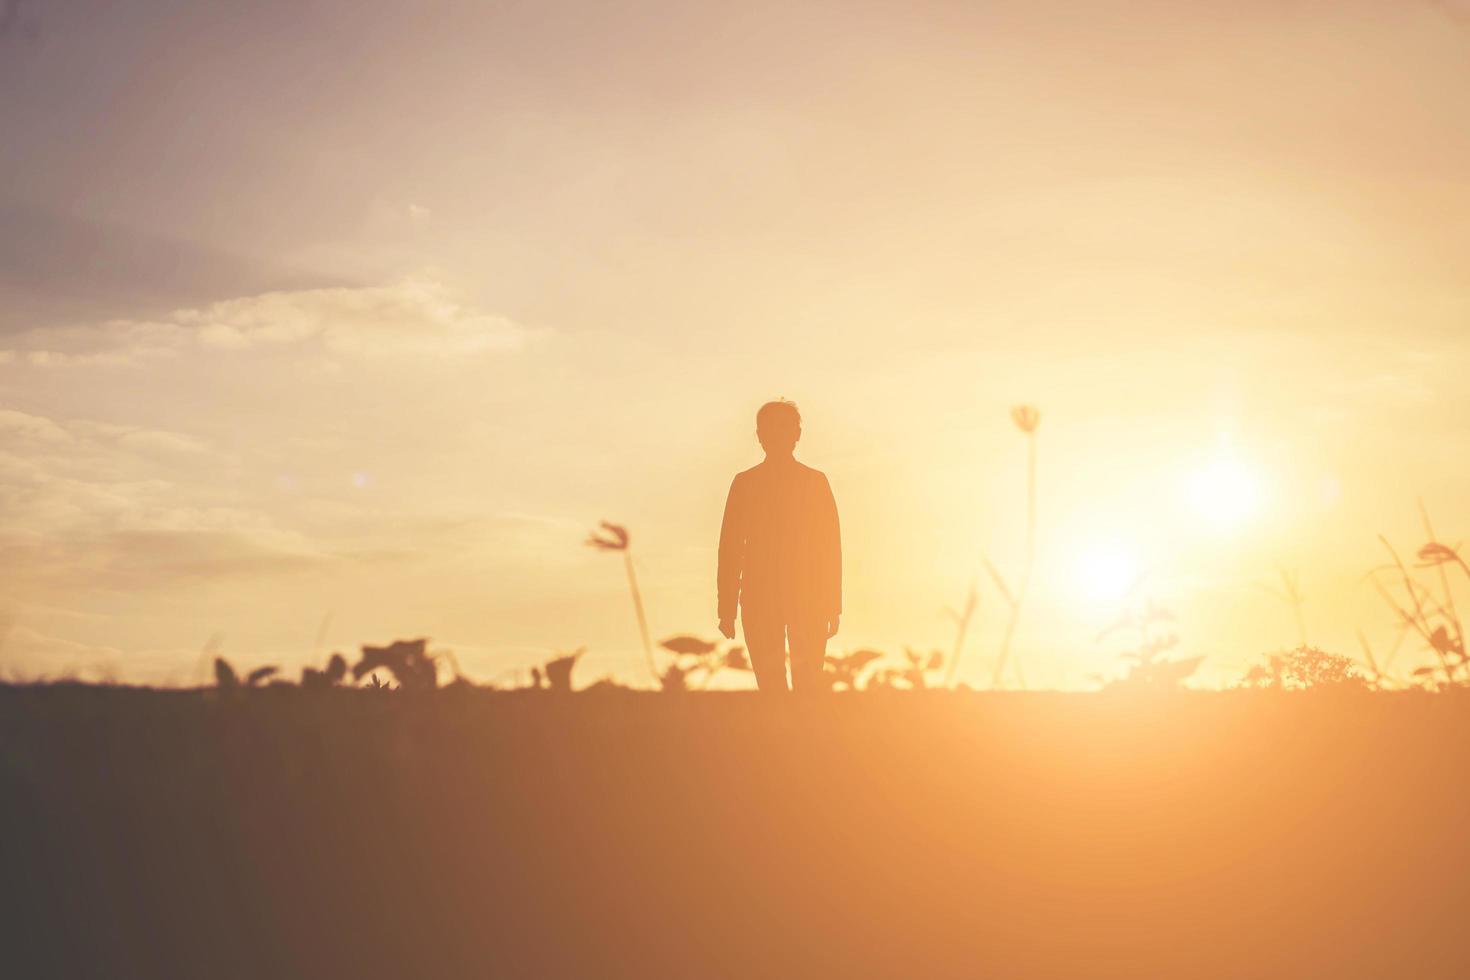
718, 618, 736, 640
827, 616, 840, 638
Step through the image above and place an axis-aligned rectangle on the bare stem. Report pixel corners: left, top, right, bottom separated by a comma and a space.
1375, 538, 1452, 680
1420, 502, 1463, 680
991, 431, 1038, 690
623, 550, 658, 683
942, 584, 977, 688
991, 604, 1021, 690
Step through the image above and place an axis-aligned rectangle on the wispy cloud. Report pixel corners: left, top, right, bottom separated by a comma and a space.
0, 408, 323, 598
0, 278, 536, 366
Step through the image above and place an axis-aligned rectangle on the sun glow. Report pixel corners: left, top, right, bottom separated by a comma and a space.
1187, 452, 1265, 530
1074, 544, 1142, 605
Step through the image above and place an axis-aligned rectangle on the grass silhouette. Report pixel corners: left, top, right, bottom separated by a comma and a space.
983, 404, 1040, 690
587, 521, 658, 684
1240, 645, 1366, 690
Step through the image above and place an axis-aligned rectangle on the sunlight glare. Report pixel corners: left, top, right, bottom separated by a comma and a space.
1187, 452, 1265, 530
1075, 544, 1141, 604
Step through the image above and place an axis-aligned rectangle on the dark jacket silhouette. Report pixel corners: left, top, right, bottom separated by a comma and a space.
717, 401, 841, 691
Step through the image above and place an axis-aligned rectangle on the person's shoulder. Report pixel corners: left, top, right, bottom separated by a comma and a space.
795, 461, 830, 483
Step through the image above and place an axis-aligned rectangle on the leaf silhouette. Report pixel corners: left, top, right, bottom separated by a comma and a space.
585, 521, 630, 552
354, 638, 437, 691
1151, 656, 1203, 686
843, 650, 884, 672
543, 649, 584, 693
660, 635, 718, 657
246, 665, 278, 686
659, 663, 690, 692
214, 657, 239, 691
1429, 625, 1462, 658
1417, 542, 1462, 567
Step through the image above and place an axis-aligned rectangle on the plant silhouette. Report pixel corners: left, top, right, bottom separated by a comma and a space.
587, 521, 658, 684
353, 638, 439, 691
301, 653, 349, 690
213, 657, 277, 691
1240, 646, 1365, 690
984, 404, 1041, 690
656, 634, 750, 690
1369, 516, 1470, 688
531, 648, 584, 692
1095, 599, 1201, 689
824, 649, 885, 690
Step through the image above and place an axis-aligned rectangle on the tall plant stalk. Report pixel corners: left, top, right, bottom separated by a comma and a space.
1370, 533, 1468, 685
586, 521, 658, 684
989, 406, 1040, 690
1420, 501, 1462, 656
942, 583, 978, 688
1259, 570, 1308, 647
622, 549, 655, 680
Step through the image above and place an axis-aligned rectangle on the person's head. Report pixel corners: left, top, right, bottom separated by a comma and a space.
756, 399, 801, 457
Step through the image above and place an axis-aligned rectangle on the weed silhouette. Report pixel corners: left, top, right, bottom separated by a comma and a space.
587, 521, 658, 684
301, 653, 349, 690
213, 657, 278, 691
1240, 646, 1366, 690
1257, 569, 1309, 647
983, 404, 1041, 690
353, 638, 438, 691
656, 634, 751, 690
1094, 600, 1201, 689
824, 649, 885, 690
1369, 514, 1470, 688
531, 648, 584, 692
941, 584, 978, 688
867, 648, 946, 690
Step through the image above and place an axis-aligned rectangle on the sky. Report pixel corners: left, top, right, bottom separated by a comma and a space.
2, 0, 1469, 688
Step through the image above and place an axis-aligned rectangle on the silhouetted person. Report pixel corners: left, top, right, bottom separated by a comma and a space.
718, 400, 841, 692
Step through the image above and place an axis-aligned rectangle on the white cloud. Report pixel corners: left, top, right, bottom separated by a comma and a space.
23, 349, 139, 368
0, 409, 321, 597
183, 279, 529, 357
0, 408, 73, 443
0, 279, 533, 366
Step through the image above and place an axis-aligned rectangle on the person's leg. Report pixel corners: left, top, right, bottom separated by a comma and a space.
741, 607, 789, 692
787, 620, 829, 692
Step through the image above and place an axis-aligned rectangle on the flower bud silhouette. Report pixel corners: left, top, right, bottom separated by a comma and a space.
1010, 405, 1040, 434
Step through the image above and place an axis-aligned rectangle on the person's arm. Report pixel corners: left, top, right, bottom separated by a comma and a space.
717, 475, 744, 635
820, 474, 841, 635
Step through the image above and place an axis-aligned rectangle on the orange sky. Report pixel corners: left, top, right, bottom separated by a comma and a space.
2, 0, 1469, 687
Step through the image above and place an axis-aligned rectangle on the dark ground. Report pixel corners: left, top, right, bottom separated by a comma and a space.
3, 685, 1469, 979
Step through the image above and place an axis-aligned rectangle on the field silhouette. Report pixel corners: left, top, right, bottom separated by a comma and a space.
6, 682, 1470, 979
